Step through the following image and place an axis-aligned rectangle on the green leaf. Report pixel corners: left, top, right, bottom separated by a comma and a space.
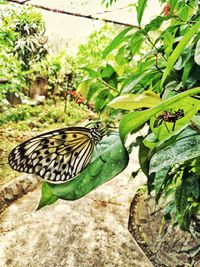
147, 96, 200, 146
150, 134, 200, 174
37, 182, 58, 210
46, 134, 129, 200
80, 66, 99, 78
108, 91, 161, 110
76, 78, 93, 98
83, 82, 105, 103
169, 0, 177, 13
154, 167, 170, 202
95, 89, 113, 112
129, 30, 144, 55
139, 140, 153, 176
162, 31, 174, 57
161, 20, 200, 86
136, 0, 147, 26
99, 64, 116, 78
186, 173, 200, 201
119, 87, 200, 142
121, 70, 150, 94
194, 38, 200, 65
182, 57, 195, 86
102, 26, 133, 58
175, 181, 188, 213
144, 16, 166, 32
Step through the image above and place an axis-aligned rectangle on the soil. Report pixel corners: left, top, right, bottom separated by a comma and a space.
128, 192, 200, 267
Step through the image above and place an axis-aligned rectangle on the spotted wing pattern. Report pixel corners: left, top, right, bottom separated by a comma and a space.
8, 125, 103, 183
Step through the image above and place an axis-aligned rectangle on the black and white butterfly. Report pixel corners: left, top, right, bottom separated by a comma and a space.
8, 122, 105, 183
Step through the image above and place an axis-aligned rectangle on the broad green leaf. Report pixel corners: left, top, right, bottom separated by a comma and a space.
145, 96, 200, 147
144, 16, 166, 32
161, 20, 200, 86
103, 26, 133, 58
108, 92, 161, 110
119, 87, 200, 142
150, 134, 200, 173
194, 38, 200, 65
37, 182, 58, 210
136, 0, 147, 26
44, 134, 129, 200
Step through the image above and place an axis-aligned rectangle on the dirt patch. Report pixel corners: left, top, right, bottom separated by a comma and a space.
128, 193, 200, 267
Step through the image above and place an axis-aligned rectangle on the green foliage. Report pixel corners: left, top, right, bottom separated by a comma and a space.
47, 52, 75, 97
1, 4, 47, 69
0, 2, 47, 103
0, 101, 87, 126
77, 0, 200, 234
76, 23, 120, 69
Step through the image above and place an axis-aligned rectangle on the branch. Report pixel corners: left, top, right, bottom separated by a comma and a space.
8, 0, 137, 27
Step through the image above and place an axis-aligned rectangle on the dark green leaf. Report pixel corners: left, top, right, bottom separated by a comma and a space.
154, 167, 170, 202
139, 140, 152, 176
150, 134, 200, 173
182, 57, 195, 86
37, 182, 58, 210
144, 16, 166, 32
163, 201, 176, 220
99, 64, 115, 78
175, 180, 188, 213
46, 134, 129, 200
95, 89, 113, 112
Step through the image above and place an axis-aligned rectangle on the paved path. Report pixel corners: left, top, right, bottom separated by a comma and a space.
0, 151, 154, 267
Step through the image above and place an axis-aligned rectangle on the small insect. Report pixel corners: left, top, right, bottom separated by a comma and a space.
8, 122, 106, 184
157, 109, 184, 132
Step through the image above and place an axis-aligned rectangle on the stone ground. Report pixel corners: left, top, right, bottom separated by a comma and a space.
0, 150, 154, 267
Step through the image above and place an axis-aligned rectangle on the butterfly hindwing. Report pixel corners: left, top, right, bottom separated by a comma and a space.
8, 126, 97, 183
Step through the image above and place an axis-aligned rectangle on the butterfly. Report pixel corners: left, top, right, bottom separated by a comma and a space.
8, 121, 106, 184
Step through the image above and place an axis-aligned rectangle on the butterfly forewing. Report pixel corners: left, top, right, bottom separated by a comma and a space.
8, 124, 103, 183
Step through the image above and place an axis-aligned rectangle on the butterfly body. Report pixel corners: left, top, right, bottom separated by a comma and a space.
9, 122, 105, 183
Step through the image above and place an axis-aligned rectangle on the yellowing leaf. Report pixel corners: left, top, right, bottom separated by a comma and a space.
76, 79, 92, 98
108, 93, 161, 110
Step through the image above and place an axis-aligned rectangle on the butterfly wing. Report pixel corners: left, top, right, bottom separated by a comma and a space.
8, 127, 95, 183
